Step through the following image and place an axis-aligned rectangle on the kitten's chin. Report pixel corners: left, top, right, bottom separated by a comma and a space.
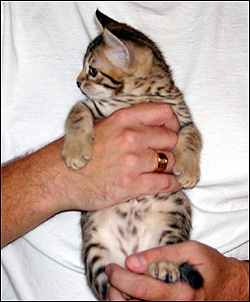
80, 89, 89, 98
80, 88, 113, 100
79, 88, 93, 99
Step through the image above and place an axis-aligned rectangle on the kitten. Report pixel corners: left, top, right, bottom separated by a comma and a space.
63, 10, 202, 300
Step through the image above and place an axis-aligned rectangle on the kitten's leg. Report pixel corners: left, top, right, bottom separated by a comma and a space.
173, 124, 202, 189
83, 242, 110, 300
145, 191, 203, 290
81, 212, 110, 301
62, 101, 94, 169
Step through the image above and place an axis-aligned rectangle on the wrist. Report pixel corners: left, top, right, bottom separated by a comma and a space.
42, 138, 99, 212
36, 137, 85, 212
227, 257, 249, 301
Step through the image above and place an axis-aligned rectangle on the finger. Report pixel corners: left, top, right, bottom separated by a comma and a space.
106, 263, 197, 301
114, 124, 178, 152
153, 150, 175, 174
126, 241, 195, 273
140, 150, 175, 173
123, 103, 180, 133
144, 126, 178, 151
136, 173, 181, 195
107, 286, 141, 301
107, 285, 126, 301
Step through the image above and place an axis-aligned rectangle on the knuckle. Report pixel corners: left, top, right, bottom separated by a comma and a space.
120, 172, 135, 188
162, 103, 174, 116
187, 240, 202, 254
111, 108, 129, 124
121, 128, 138, 146
121, 152, 139, 168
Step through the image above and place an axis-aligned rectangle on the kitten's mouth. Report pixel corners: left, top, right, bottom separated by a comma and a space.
77, 81, 89, 97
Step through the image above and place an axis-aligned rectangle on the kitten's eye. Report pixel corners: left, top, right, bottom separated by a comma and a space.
89, 66, 99, 77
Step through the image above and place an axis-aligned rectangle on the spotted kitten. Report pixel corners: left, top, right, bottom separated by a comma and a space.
63, 10, 202, 300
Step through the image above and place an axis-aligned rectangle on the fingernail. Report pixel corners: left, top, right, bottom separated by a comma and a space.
126, 252, 147, 272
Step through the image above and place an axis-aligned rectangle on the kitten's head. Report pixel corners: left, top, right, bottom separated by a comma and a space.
77, 10, 168, 99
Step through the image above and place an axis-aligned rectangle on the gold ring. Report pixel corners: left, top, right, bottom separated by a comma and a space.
154, 152, 168, 173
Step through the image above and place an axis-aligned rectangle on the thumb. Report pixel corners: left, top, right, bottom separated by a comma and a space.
125, 241, 194, 273
124, 102, 180, 132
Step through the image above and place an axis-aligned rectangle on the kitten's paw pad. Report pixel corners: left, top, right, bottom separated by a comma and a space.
146, 261, 180, 283
62, 141, 93, 170
173, 157, 200, 189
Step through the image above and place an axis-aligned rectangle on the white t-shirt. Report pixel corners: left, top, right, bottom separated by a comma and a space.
1, 2, 248, 300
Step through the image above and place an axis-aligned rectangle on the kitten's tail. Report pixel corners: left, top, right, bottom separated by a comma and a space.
178, 262, 203, 289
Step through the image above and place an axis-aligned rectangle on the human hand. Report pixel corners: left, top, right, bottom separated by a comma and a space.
0, 103, 180, 246
66, 103, 181, 211
105, 240, 249, 301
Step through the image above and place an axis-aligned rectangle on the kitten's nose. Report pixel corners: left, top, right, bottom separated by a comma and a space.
76, 81, 81, 88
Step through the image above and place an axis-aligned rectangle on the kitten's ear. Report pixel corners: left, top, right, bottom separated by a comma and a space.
95, 9, 131, 67
95, 9, 120, 31
103, 29, 131, 68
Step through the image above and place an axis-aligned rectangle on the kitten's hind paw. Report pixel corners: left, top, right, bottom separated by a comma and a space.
146, 261, 203, 289
146, 261, 180, 283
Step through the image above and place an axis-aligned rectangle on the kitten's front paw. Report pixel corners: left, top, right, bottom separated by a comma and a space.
146, 261, 180, 283
173, 154, 200, 189
62, 137, 93, 170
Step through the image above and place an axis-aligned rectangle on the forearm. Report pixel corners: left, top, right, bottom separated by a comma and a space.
1, 138, 87, 248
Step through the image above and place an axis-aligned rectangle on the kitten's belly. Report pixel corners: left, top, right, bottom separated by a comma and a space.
90, 196, 175, 267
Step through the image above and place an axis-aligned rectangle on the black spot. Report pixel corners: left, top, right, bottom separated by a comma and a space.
159, 230, 173, 243
84, 243, 107, 264
131, 226, 137, 235
90, 256, 101, 267
118, 226, 125, 238
169, 211, 187, 221
174, 198, 184, 205
73, 117, 83, 123
100, 280, 109, 299
94, 266, 106, 280
116, 209, 127, 218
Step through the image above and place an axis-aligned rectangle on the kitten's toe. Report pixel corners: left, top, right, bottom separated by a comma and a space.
146, 261, 203, 289
62, 143, 92, 169
173, 158, 200, 189
65, 156, 88, 170
146, 261, 180, 283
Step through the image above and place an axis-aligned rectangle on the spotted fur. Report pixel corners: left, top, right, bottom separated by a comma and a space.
63, 10, 202, 300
